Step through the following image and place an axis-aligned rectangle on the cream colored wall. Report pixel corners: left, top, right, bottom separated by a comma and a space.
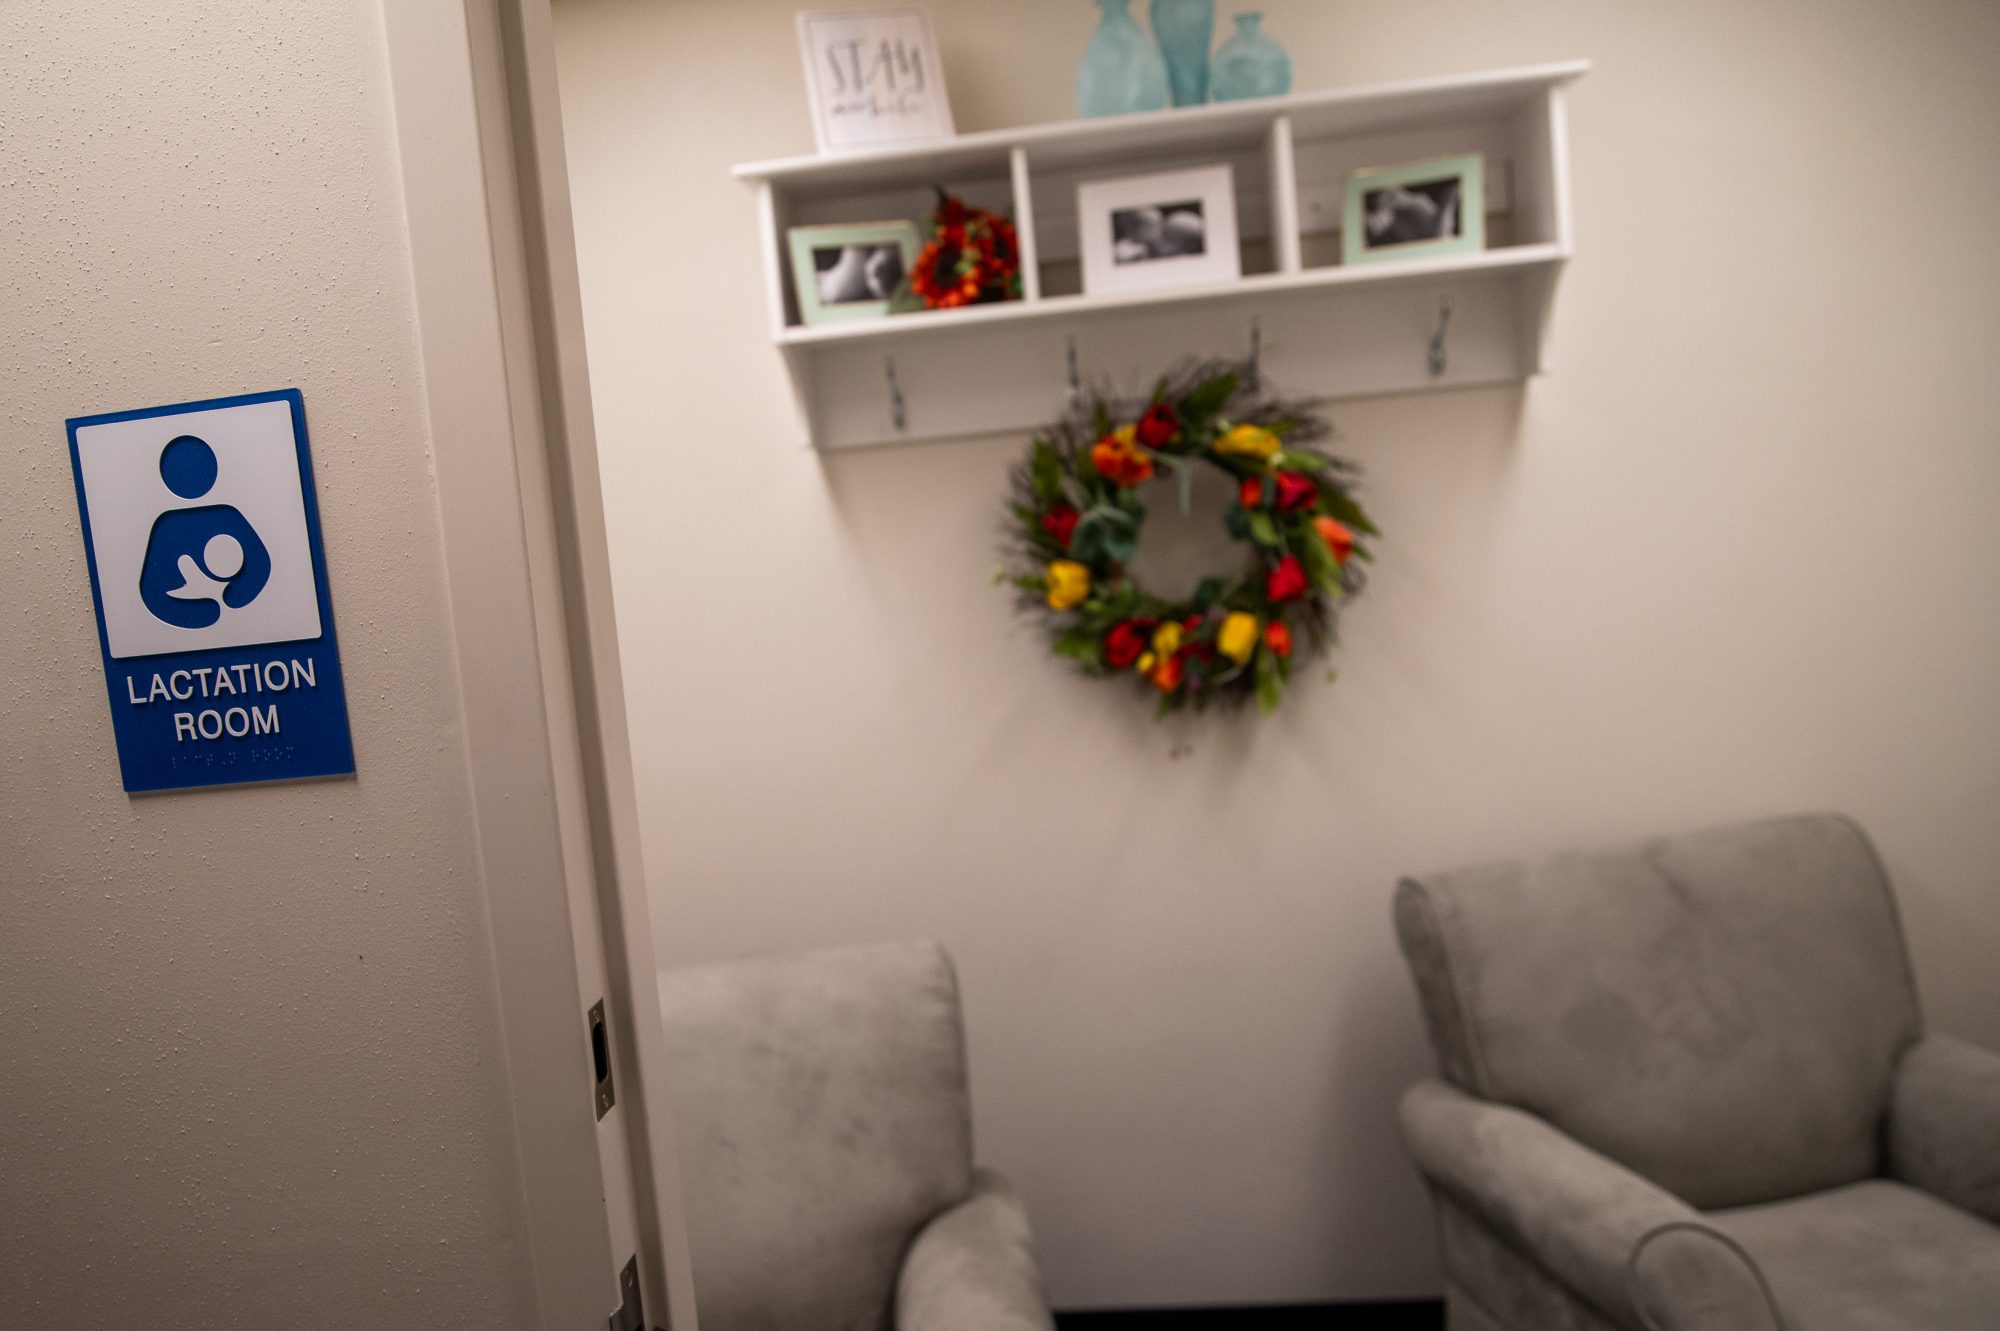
552, 0, 2000, 1307
2, 3, 546, 1325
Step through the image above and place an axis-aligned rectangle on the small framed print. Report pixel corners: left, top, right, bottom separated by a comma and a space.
796, 9, 956, 155
787, 220, 923, 324
1077, 163, 1241, 297
1343, 153, 1486, 265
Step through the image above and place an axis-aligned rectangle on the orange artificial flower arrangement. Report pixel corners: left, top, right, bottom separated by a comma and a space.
908, 190, 1021, 310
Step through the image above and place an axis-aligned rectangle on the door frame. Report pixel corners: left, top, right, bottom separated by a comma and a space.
379, 1, 696, 1326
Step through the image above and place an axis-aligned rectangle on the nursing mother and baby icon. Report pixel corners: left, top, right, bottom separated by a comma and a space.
138, 433, 272, 627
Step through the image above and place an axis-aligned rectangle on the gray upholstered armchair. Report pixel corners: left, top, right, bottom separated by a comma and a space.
656, 940, 1055, 1331
1393, 813, 2000, 1330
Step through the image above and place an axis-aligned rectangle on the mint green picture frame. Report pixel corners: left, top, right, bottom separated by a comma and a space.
787, 220, 924, 325
1342, 153, 1486, 266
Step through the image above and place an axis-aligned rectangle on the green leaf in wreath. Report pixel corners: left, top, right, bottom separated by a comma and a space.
1180, 372, 1238, 420
1072, 504, 1135, 563
1053, 628, 1102, 665
1223, 504, 1251, 541
1012, 504, 1057, 549
1247, 510, 1282, 549
1030, 441, 1065, 506
1318, 487, 1380, 537
1272, 449, 1331, 473
1086, 502, 1135, 531
1098, 583, 1141, 618
1254, 646, 1283, 714
1299, 524, 1345, 598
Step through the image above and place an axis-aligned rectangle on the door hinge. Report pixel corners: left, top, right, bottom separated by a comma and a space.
608, 1254, 643, 1331
588, 998, 614, 1120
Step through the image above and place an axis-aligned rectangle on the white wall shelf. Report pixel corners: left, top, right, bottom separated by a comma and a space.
737, 60, 1586, 450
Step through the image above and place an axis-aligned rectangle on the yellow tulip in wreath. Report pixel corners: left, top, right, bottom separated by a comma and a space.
999, 361, 1375, 715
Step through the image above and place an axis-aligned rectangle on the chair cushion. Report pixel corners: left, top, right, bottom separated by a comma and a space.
1708, 1180, 2000, 1330
1395, 814, 1922, 1209
658, 941, 974, 1331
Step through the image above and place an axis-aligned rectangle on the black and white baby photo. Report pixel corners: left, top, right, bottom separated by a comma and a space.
1362, 177, 1463, 248
1111, 200, 1207, 265
813, 243, 906, 304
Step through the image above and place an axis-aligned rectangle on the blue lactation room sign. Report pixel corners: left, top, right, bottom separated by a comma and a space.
67, 389, 354, 793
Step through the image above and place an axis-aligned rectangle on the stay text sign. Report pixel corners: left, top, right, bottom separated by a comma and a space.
796, 8, 955, 154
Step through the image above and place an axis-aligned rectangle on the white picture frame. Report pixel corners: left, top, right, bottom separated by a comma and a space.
1077, 164, 1241, 297
795, 9, 956, 156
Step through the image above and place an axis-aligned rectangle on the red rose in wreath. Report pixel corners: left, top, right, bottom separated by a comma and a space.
1274, 472, 1318, 513
1136, 402, 1179, 449
1103, 618, 1155, 669
1266, 554, 1309, 602
1041, 504, 1080, 549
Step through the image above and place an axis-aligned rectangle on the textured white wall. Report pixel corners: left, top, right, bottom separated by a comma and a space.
552, 0, 2000, 1308
1, 4, 540, 1326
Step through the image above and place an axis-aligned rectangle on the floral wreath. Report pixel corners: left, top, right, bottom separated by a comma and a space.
999, 362, 1375, 715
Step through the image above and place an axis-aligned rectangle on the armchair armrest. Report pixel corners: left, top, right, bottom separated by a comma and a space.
1401, 1080, 1782, 1331
1887, 1032, 2000, 1225
895, 1168, 1054, 1331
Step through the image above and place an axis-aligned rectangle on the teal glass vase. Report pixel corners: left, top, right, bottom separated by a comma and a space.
1209, 11, 1292, 101
1150, 0, 1215, 108
1077, 0, 1171, 118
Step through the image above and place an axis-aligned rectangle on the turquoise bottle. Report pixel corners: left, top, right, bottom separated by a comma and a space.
1077, 0, 1171, 118
1210, 11, 1292, 101
1150, 0, 1215, 107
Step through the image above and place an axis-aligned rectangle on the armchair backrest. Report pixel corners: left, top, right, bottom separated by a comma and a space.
1394, 813, 1923, 1210
657, 940, 975, 1331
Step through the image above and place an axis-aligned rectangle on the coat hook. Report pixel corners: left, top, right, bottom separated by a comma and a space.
1428, 296, 1454, 378
1065, 335, 1082, 412
1248, 317, 1262, 389
886, 355, 907, 432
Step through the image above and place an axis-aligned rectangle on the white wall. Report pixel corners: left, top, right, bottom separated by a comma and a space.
2, 4, 550, 1325
552, 0, 2000, 1308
